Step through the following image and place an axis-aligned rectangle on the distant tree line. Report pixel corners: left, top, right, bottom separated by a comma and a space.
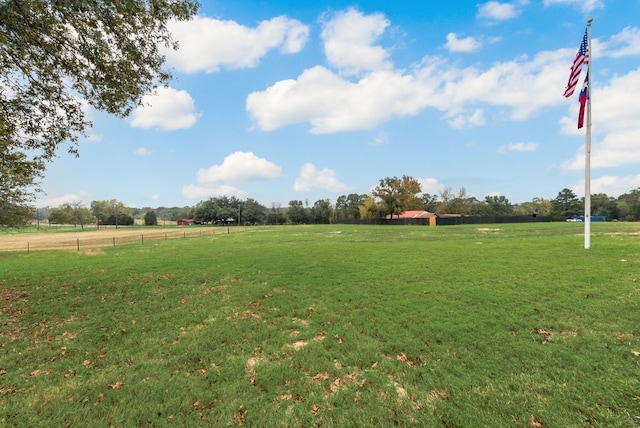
11, 176, 640, 228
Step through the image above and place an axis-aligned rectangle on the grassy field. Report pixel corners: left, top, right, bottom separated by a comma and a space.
1, 223, 639, 427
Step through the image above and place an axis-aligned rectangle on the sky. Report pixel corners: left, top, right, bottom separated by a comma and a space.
37, 0, 640, 209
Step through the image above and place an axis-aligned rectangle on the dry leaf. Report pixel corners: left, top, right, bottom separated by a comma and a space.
530, 415, 543, 427
311, 404, 320, 414
397, 353, 414, 366
108, 381, 124, 389
233, 405, 246, 422
82, 360, 92, 366
311, 372, 329, 383
29, 368, 52, 377
631, 350, 640, 356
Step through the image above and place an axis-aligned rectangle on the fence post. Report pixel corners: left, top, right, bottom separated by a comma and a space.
141, 234, 144, 245
77, 238, 80, 251
113, 237, 115, 247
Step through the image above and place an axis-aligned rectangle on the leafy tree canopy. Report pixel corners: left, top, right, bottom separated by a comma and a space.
372, 176, 422, 218
0, 0, 199, 225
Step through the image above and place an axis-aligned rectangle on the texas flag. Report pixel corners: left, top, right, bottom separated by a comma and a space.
577, 72, 589, 129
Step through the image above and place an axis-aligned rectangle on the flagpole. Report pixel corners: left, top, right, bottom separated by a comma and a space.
584, 18, 593, 249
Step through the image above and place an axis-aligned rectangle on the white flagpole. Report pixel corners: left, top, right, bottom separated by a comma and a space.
584, 18, 593, 249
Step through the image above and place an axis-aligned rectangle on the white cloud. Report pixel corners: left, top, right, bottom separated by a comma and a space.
570, 174, 640, 199
130, 86, 200, 130
560, 68, 640, 171
600, 27, 640, 58
543, 0, 603, 13
37, 192, 89, 207
165, 15, 309, 73
371, 132, 388, 146
497, 142, 539, 153
84, 134, 102, 143
196, 151, 282, 184
182, 184, 247, 200
447, 109, 486, 129
445, 33, 482, 53
294, 163, 348, 193
321, 8, 392, 76
247, 46, 571, 133
477, 1, 521, 21
134, 147, 152, 156
417, 178, 445, 195
247, 9, 598, 133
151, 194, 161, 201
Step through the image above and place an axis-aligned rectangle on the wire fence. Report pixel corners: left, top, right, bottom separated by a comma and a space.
0, 226, 243, 253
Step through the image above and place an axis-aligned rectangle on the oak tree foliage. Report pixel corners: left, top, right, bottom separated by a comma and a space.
371, 175, 423, 219
0, 0, 199, 224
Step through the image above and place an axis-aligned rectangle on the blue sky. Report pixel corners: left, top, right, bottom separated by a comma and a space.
38, 0, 640, 209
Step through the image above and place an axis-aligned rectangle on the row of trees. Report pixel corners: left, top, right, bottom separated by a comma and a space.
28, 176, 640, 228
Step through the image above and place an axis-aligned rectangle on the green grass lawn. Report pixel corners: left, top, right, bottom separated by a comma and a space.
1, 223, 639, 426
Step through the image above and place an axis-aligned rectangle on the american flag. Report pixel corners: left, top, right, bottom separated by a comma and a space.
563, 28, 589, 98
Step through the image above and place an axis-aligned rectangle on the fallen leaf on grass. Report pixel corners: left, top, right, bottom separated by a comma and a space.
632, 350, 640, 356
530, 415, 543, 427
311, 372, 329, 383
397, 353, 414, 366
82, 360, 92, 366
0, 369, 6, 375
289, 340, 309, 350
311, 404, 320, 414
108, 381, 124, 389
429, 389, 448, 400
533, 328, 552, 344
29, 368, 52, 377
233, 405, 246, 422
